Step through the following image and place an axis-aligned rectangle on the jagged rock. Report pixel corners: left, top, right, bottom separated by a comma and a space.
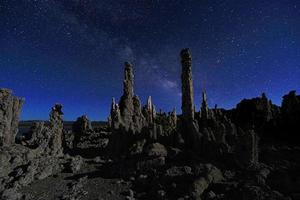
34, 157, 62, 180
156, 189, 166, 200
190, 164, 223, 200
143, 96, 156, 124
124, 189, 135, 200
0, 144, 63, 195
24, 122, 52, 151
22, 104, 65, 156
0, 99, 66, 197
238, 185, 290, 200
206, 191, 216, 200
0, 89, 24, 147
0, 188, 24, 200
108, 97, 122, 130
118, 62, 136, 131
144, 143, 168, 158
233, 93, 277, 131
59, 176, 88, 200
129, 139, 146, 156
280, 90, 300, 140
72, 115, 93, 134
133, 143, 168, 172
164, 166, 192, 182
137, 156, 166, 171
109, 60, 182, 156
190, 177, 209, 200
281, 91, 300, 120
49, 104, 64, 156
193, 164, 224, 183
201, 91, 209, 120
66, 155, 83, 173
235, 129, 259, 168
70, 115, 109, 157
64, 130, 74, 150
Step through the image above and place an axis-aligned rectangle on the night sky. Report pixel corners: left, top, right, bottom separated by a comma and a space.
0, 0, 299, 121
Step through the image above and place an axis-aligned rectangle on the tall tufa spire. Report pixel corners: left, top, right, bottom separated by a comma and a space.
201, 91, 209, 119
180, 48, 195, 121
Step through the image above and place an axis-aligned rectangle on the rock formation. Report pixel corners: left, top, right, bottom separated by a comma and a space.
179, 49, 201, 151
181, 48, 195, 121
0, 101, 65, 199
107, 49, 260, 169
2, 48, 300, 200
280, 90, 300, 140
69, 115, 109, 157
110, 62, 146, 133
200, 91, 209, 119
233, 93, 277, 131
72, 115, 93, 134
20, 104, 64, 156
108, 62, 181, 156
49, 104, 64, 156
0, 89, 24, 147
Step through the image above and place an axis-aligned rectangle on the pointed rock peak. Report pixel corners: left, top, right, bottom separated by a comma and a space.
0, 88, 12, 95
172, 107, 177, 115
111, 97, 116, 109
147, 96, 153, 109
124, 61, 133, 69
147, 96, 152, 104
133, 94, 140, 101
52, 103, 63, 115
288, 90, 296, 96
202, 91, 207, 103
180, 48, 192, 62
261, 92, 267, 99
123, 62, 134, 97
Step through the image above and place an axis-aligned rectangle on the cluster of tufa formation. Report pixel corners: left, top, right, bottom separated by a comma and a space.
178, 49, 259, 167
23, 103, 64, 156
0, 99, 66, 199
108, 48, 259, 168
108, 62, 179, 156
67, 115, 109, 157
1, 48, 299, 200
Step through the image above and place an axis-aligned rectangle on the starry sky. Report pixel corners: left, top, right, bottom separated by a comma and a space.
0, 0, 299, 121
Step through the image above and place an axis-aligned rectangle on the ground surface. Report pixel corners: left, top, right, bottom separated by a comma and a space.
20, 161, 131, 200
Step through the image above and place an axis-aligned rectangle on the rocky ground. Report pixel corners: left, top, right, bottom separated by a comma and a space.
15, 141, 300, 200
20, 158, 132, 200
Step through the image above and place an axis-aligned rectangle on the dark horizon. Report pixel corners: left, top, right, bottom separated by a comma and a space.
1, 1, 299, 121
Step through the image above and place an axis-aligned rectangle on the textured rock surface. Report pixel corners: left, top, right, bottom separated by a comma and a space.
0, 89, 23, 147
233, 93, 278, 132
108, 62, 179, 156
0, 101, 66, 199
72, 115, 93, 134
49, 104, 64, 156
70, 120, 110, 158
181, 48, 195, 121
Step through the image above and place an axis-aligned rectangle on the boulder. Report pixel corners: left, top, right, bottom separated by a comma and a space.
144, 143, 168, 158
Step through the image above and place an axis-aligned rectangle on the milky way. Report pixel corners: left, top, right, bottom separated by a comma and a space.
0, 0, 299, 120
